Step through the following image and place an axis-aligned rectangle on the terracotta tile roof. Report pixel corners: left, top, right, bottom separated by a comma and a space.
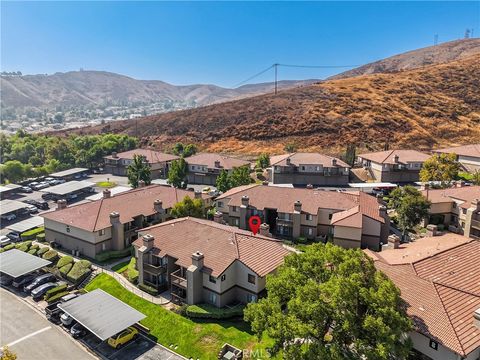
41, 185, 210, 232
422, 186, 480, 209
358, 150, 430, 164
330, 206, 362, 228
371, 238, 480, 356
104, 149, 179, 163
134, 217, 291, 277
185, 153, 250, 169
435, 144, 480, 159
270, 152, 350, 168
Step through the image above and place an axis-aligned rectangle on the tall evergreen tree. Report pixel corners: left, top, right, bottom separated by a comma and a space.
127, 154, 151, 188
167, 158, 188, 188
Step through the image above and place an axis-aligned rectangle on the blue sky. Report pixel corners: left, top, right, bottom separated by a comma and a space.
1, 1, 479, 87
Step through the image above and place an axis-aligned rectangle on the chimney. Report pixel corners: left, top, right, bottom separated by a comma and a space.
331, 158, 337, 166
379, 205, 387, 216
57, 199, 67, 210
474, 308, 480, 329
306, 184, 314, 189
109, 211, 120, 225
191, 251, 204, 268
456, 180, 465, 188
138, 180, 146, 188
103, 189, 111, 199
388, 234, 400, 249
262, 180, 269, 186
294, 200, 302, 213
394, 154, 399, 163
259, 223, 272, 237
194, 191, 202, 199
154, 199, 163, 213
112, 151, 118, 159
286, 157, 291, 165
214, 160, 221, 168
241, 195, 249, 207
426, 224, 438, 237
213, 211, 224, 224
142, 234, 154, 251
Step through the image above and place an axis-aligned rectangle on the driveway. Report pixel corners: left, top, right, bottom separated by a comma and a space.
0, 287, 94, 360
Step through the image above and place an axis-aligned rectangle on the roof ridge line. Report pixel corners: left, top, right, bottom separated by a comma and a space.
381, 149, 395, 164
411, 239, 475, 267
92, 198, 104, 231
432, 280, 480, 299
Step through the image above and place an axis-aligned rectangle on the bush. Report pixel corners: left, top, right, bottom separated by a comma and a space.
66, 260, 92, 284
138, 283, 158, 295
36, 233, 46, 242
127, 258, 138, 283
28, 248, 38, 255
296, 236, 308, 244
94, 247, 133, 262
30, 244, 39, 250
37, 247, 49, 257
57, 255, 73, 268
59, 263, 73, 278
21, 227, 44, 241
3, 244, 15, 251
15, 241, 32, 251
42, 250, 59, 262
44, 284, 68, 300
185, 303, 245, 319
17, 244, 29, 252
46, 291, 70, 304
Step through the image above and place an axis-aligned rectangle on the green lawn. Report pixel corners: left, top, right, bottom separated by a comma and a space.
85, 273, 275, 359
111, 260, 130, 273
96, 181, 117, 188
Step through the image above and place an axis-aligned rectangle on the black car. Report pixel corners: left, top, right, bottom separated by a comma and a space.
23, 199, 49, 210
12, 273, 37, 289
70, 323, 88, 339
31, 282, 57, 301
24, 273, 56, 293
0, 274, 14, 286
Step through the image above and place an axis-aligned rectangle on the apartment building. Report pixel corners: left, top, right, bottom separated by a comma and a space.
421, 184, 480, 240
185, 153, 250, 185
215, 184, 389, 250
41, 185, 211, 258
134, 217, 291, 307
357, 150, 430, 183
434, 144, 480, 172
103, 149, 180, 178
366, 234, 480, 360
267, 153, 350, 186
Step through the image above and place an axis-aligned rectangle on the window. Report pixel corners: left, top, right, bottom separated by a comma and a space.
452, 202, 457, 209
306, 214, 313, 221
308, 228, 313, 236
217, 201, 224, 208
248, 274, 256, 284
232, 206, 238, 212
301, 166, 305, 171
247, 293, 257, 303
208, 292, 217, 305
429, 339, 438, 351
328, 213, 333, 220
233, 218, 239, 226
209, 275, 216, 284
102, 243, 106, 251
66, 225, 70, 233
99, 229, 105, 236
221, 274, 226, 281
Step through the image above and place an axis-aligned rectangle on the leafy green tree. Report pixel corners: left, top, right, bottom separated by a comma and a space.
471, 170, 480, 185
389, 186, 430, 239
420, 153, 460, 184
167, 158, 188, 188
344, 144, 356, 167
127, 154, 151, 188
170, 196, 205, 218
256, 153, 270, 169
229, 166, 252, 188
172, 142, 184, 156
0, 161, 26, 183
183, 144, 197, 157
244, 243, 412, 360
216, 169, 230, 193
284, 142, 297, 153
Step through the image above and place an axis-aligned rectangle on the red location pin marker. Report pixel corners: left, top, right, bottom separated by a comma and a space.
248, 216, 261, 235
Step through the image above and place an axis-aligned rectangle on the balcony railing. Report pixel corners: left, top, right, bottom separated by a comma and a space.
171, 269, 187, 289
143, 263, 167, 275
276, 217, 293, 225
471, 219, 480, 230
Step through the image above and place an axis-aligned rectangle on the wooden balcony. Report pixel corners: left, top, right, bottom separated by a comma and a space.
143, 263, 167, 275
171, 269, 187, 289
471, 219, 480, 230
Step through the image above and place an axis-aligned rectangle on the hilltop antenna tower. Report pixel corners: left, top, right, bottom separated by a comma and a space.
434, 34, 438, 46
274, 63, 279, 94
465, 28, 471, 39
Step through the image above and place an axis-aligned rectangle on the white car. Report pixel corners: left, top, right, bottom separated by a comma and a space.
26, 205, 38, 214
0, 236, 11, 247
60, 313, 74, 327
1, 213, 16, 221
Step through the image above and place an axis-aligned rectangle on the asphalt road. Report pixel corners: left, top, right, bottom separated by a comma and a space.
0, 287, 95, 360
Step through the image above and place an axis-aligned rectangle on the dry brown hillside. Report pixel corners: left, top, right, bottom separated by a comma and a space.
67, 54, 480, 155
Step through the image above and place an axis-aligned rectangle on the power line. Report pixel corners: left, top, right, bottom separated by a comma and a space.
277, 63, 360, 69
233, 64, 274, 87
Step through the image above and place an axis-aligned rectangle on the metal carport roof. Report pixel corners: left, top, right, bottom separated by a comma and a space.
6, 216, 44, 233
57, 289, 146, 341
0, 199, 28, 214
0, 249, 52, 278
50, 167, 89, 178
40, 180, 94, 196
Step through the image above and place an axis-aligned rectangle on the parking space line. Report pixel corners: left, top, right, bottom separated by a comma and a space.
6, 326, 51, 347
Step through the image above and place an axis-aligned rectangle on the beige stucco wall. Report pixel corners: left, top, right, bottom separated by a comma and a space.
409, 331, 479, 360
333, 225, 362, 241
362, 216, 381, 237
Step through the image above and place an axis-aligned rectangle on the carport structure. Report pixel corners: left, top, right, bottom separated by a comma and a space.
57, 289, 146, 341
6, 216, 44, 233
0, 249, 52, 278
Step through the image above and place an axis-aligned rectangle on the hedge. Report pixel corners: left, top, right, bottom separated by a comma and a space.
37, 247, 49, 257
28, 248, 38, 255
138, 283, 158, 295
66, 260, 92, 284
46, 291, 70, 304
30, 244, 39, 250
296, 236, 308, 244
17, 244, 29, 252
185, 304, 245, 319
3, 244, 15, 251
57, 256, 73, 268
21, 227, 45, 241
94, 247, 133, 262
44, 284, 68, 300
127, 258, 139, 283
42, 250, 59, 262
59, 263, 73, 278
15, 241, 32, 250
36, 233, 46, 242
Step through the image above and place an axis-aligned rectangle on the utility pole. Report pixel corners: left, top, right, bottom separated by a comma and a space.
434, 34, 438, 46
274, 63, 279, 94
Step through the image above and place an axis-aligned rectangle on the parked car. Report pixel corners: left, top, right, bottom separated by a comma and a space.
60, 313, 75, 327
20, 186, 33, 193
24, 273, 56, 294
41, 193, 53, 201
31, 282, 58, 301
45, 177, 54, 182
0, 235, 11, 247
26, 205, 39, 214
36, 182, 50, 190
107, 327, 138, 349
60, 293, 78, 302
1, 213, 17, 221
70, 323, 87, 339
6, 231, 21, 242
56, 179, 66, 184
0, 274, 14, 286
46, 293, 78, 323
29, 181, 40, 188
22, 199, 49, 210
12, 273, 37, 289
48, 180, 61, 186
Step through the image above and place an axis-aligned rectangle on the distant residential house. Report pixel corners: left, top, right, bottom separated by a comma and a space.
357, 150, 430, 183
133, 217, 291, 307
267, 153, 350, 186
185, 153, 250, 185
215, 184, 389, 250
366, 234, 480, 360
103, 149, 180, 178
41, 184, 211, 258
421, 183, 480, 240
433, 144, 480, 172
